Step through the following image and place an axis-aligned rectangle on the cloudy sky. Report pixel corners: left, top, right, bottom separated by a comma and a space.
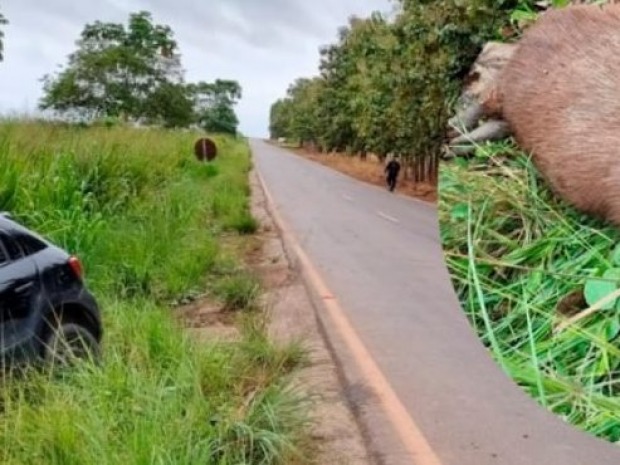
0, 0, 393, 137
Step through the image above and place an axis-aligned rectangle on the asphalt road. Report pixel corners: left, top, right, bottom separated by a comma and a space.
251, 139, 620, 465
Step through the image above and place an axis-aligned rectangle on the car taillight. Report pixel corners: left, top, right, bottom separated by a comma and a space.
68, 256, 83, 279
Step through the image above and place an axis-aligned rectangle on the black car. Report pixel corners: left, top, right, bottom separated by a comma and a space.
0, 213, 102, 368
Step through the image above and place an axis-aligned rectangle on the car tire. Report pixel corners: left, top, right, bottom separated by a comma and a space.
43, 323, 100, 366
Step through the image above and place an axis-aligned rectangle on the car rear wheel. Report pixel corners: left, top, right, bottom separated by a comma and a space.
43, 323, 100, 366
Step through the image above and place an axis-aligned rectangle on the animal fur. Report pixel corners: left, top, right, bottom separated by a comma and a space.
445, 42, 517, 156
467, 4, 620, 227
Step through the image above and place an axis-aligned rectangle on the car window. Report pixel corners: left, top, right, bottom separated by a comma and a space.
0, 233, 23, 261
13, 231, 47, 256
0, 240, 9, 266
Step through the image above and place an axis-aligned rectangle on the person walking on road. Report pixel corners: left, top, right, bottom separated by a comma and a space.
385, 156, 401, 192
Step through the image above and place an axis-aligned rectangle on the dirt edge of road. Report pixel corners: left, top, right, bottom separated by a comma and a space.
249, 168, 376, 465
268, 142, 437, 204
251, 163, 423, 465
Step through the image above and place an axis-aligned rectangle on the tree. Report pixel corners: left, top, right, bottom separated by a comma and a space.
344, 13, 396, 158
388, 0, 519, 181
40, 11, 184, 122
267, 77, 324, 147
199, 103, 239, 135
0, 9, 8, 62
315, 19, 361, 153
269, 98, 293, 139
269, 0, 522, 183
285, 77, 323, 147
143, 82, 194, 128
190, 79, 242, 135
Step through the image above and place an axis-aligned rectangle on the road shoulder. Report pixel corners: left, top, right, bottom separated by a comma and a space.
250, 168, 375, 465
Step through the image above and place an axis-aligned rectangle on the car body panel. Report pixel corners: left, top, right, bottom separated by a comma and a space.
0, 214, 102, 367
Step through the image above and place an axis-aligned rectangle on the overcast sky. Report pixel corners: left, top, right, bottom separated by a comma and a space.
0, 0, 393, 137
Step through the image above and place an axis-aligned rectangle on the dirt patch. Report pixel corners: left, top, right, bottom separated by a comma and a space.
176, 299, 241, 343
174, 168, 374, 464
286, 146, 437, 204
174, 236, 261, 343
250, 170, 374, 465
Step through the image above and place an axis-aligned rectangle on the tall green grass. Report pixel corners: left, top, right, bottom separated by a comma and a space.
0, 121, 309, 464
439, 142, 620, 443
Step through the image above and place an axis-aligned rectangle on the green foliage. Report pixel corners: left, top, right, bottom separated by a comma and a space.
216, 274, 261, 312
191, 80, 243, 135
269, 1, 519, 180
195, 80, 242, 108
143, 81, 195, 128
40, 11, 183, 122
270, 78, 324, 145
269, 99, 293, 140
228, 212, 259, 235
585, 269, 620, 311
439, 143, 620, 444
39, 11, 242, 132
0, 122, 309, 463
200, 103, 239, 135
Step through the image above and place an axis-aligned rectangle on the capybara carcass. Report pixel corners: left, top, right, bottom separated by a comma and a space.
480, 4, 620, 227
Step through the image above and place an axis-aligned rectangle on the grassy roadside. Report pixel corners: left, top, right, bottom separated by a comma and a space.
439, 142, 620, 443
0, 122, 310, 464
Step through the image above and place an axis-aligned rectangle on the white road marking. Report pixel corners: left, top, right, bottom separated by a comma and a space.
343, 194, 354, 202
377, 211, 400, 224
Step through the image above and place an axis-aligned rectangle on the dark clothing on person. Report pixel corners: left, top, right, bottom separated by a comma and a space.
385, 160, 401, 192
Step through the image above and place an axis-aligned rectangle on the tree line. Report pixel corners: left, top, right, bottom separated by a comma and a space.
269, 0, 538, 184
0, 10, 242, 134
